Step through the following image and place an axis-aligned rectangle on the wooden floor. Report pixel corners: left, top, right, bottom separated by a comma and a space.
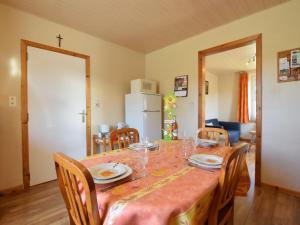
1, 152, 299, 225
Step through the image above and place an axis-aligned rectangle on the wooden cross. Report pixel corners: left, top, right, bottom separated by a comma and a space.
56, 34, 63, 47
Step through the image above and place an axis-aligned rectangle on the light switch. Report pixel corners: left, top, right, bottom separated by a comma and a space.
8, 96, 17, 107
95, 98, 100, 108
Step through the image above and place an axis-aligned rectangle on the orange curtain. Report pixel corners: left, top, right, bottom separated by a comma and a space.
237, 72, 249, 123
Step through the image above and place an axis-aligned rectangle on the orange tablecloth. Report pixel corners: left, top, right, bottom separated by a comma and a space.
81, 142, 250, 225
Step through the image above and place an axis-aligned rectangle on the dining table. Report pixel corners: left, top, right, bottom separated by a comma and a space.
81, 140, 250, 225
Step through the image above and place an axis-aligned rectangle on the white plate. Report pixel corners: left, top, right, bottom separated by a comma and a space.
197, 139, 218, 147
198, 139, 218, 144
129, 143, 158, 150
188, 159, 222, 169
189, 154, 223, 166
89, 163, 127, 180
92, 164, 133, 184
197, 142, 214, 147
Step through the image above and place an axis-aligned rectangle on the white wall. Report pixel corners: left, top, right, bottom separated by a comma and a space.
146, 0, 300, 192
205, 72, 219, 120
217, 72, 239, 121
0, 4, 145, 190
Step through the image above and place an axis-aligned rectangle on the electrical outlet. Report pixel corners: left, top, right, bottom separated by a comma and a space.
8, 96, 17, 107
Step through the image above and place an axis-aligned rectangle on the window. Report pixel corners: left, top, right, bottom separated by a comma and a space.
248, 73, 256, 121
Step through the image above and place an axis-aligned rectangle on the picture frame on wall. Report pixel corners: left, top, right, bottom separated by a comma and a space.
205, 81, 209, 95
174, 75, 188, 97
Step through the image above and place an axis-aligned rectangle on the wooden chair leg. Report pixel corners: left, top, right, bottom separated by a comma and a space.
68, 213, 76, 225
228, 208, 234, 225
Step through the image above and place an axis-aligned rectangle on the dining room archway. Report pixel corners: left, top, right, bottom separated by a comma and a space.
198, 34, 262, 185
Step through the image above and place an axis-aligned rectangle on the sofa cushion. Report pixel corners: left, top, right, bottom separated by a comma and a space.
205, 118, 221, 127
228, 130, 240, 144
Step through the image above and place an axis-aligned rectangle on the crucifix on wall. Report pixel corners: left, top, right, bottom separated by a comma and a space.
56, 34, 63, 47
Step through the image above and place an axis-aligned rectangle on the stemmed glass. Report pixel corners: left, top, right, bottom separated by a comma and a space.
144, 137, 149, 146
181, 130, 189, 159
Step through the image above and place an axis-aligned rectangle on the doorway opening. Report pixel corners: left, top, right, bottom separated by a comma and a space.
198, 34, 262, 185
21, 40, 91, 189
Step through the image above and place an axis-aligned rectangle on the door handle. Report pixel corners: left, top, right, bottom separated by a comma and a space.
78, 110, 86, 123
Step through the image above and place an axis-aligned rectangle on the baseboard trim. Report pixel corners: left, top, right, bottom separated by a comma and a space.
261, 182, 300, 198
0, 185, 24, 197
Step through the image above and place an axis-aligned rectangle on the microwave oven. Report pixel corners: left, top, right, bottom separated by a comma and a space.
131, 79, 157, 94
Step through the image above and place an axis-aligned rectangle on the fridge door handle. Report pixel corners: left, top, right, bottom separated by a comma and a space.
142, 110, 161, 112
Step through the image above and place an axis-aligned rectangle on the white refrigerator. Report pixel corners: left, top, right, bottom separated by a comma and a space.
125, 93, 162, 142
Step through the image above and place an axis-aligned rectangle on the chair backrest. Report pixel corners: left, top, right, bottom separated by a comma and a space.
109, 128, 139, 150
208, 143, 248, 225
197, 127, 229, 146
53, 153, 101, 225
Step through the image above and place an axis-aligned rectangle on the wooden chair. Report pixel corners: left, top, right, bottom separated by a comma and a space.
53, 152, 102, 225
197, 127, 230, 147
208, 143, 248, 225
109, 128, 139, 150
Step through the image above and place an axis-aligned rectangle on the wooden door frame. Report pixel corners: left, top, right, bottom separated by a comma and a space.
21, 39, 91, 190
198, 34, 262, 185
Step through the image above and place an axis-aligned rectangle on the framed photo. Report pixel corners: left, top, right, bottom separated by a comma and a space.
205, 81, 209, 95
174, 75, 188, 97
291, 50, 300, 68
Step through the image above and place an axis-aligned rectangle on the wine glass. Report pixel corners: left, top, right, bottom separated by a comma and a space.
181, 130, 188, 158
181, 140, 189, 160
183, 130, 188, 140
144, 136, 149, 145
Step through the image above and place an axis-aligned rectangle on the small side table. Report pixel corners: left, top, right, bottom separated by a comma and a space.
92, 135, 110, 154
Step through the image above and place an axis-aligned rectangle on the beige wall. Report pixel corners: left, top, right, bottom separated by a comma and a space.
146, 0, 300, 192
206, 70, 239, 122
217, 72, 239, 122
205, 72, 219, 120
0, 4, 145, 190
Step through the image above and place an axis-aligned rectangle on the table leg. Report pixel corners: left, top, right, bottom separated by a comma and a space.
93, 135, 97, 155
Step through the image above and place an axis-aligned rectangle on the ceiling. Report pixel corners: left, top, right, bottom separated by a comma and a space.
206, 43, 256, 75
0, 0, 288, 53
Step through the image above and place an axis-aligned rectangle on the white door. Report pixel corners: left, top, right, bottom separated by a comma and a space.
28, 47, 87, 186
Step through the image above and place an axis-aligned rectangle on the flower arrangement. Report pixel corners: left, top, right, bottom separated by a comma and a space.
163, 92, 176, 140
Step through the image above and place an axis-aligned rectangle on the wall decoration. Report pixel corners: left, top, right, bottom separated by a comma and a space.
163, 92, 177, 140
205, 81, 209, 95
277, 47, 300, 82
291, 50, 300, 68
56, 34, 63, 47
174, 75, 188, 97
